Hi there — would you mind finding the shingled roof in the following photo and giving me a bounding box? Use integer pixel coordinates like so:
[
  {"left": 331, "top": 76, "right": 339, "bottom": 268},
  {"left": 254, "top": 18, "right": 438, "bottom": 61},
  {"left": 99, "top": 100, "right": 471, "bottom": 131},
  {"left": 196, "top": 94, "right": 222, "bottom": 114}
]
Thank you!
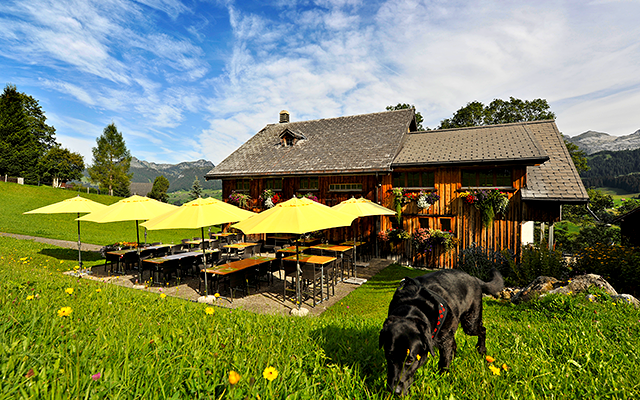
[
  {"left": 393, "top": 123, "right": 550, "bottom": 166},
  {"left": 205, "top": 109, "right": 415, "bottom": 178},
  {"left": 393, "top": 120, "right": 588, "bottom": 203},
  {"left": 520, "top": 120, "right": 589, "bottom": 203}
]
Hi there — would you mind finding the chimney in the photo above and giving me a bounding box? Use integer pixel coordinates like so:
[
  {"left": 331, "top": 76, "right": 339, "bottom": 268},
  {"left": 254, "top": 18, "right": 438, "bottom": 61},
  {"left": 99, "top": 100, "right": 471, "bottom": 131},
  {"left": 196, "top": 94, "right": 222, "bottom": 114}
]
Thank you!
[{"left": 279, "top": 110, "right": 290, "bottom": 123}]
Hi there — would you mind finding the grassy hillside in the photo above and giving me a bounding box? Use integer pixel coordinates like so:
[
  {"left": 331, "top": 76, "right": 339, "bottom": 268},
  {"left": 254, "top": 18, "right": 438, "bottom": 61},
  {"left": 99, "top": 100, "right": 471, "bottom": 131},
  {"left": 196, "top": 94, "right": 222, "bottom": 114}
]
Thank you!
[{"left": 0, "top": 182, "right": 216, "bottom": 246}]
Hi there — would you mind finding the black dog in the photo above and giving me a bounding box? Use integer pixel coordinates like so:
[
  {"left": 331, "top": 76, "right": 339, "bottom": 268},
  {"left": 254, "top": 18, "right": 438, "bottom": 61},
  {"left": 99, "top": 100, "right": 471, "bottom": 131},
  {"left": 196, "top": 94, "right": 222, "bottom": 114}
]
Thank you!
[{"left": 379, "top": 269, "right": 503, "bottom": 396}]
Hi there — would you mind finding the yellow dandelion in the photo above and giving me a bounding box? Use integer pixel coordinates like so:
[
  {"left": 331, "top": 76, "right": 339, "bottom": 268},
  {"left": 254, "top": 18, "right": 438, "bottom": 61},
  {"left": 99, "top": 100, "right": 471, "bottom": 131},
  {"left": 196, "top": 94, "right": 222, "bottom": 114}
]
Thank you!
[
  {"left": 20, "top": 257, "right": 28, "bottom": 261},
  {"left": 160, "top": 293, "right": 167, "bottom": 299},
  {"left": 214, "top": 292, "right": 220, "bottom": 298},
  {"left": 263, "top": 366, "right": 278, "bottom": 381},
  {"left": 501, "top": 363, "right": 508, "bottom": 371},
  {"left": 229, "top": 370, "right": 241, "bottom": 385},
  {"left": 57, "top": 307, "right": 72, "bottom": 317},
  {"left": 485, "top": 355, "right": 495, "bottom": 363},
  {"left": 60, "top": 260, "right": 64, "bottom": 264},
  {"left": 26, "top": 295, "right": 34, "bottom": 300},
  {"left": 416, "top": 354, "right": 421, "bottom": 361},
  {"left": 96, "top": 289, "right": 102, "bottom": 293},
  {"left": 205, "top": 307, "right": 214, "bottom": 315},
  {"left": 65, "top": 288, "right": 74, "bottom": 295},
  {"left": 489, "top": 365, "right": 501, "bottom": 375}
]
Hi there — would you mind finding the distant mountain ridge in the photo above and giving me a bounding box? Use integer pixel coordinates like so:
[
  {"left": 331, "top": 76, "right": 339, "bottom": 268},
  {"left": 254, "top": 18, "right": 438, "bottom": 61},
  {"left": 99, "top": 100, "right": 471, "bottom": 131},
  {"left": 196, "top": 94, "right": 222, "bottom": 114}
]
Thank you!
[
  {"left": 566, "top": 129, "right": 640, "bottom": 154},
  {"left": 129, "top": 157, "right": 220, "bottom": 192}
]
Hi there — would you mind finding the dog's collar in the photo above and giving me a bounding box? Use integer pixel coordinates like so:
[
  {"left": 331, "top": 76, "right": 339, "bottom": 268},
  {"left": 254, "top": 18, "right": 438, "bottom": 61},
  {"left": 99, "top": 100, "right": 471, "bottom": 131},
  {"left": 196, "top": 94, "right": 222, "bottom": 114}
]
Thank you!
[{"left": 425, "top": 289, "right": 449, "bottom": 339}]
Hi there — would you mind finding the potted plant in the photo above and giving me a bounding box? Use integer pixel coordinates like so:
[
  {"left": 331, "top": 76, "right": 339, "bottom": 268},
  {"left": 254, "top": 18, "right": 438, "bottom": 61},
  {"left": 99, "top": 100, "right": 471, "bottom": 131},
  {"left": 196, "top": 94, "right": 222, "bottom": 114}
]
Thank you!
[
  {"left": 228, "top": 191, "right": 251, "bottom": 209},
  {"left": 459, "top": 189, "right": 509, "bottom": 227}
]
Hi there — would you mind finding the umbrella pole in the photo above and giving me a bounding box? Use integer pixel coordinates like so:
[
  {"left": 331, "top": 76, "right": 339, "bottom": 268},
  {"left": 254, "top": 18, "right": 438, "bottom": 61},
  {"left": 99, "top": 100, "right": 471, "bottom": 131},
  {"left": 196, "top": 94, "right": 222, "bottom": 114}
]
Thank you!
[
  {"left": 77, "top": 213, "right": 83, "bottom": 273},
  {"left": 296, "top": 241, "right": 301, "bottom": 310},
  {"left": 353, "top": 223, "right": 357, "bottom": 280},
  {"left": 136, "top": 220, "right": 142, "bottom": 284},
  {"left": 202, "top": 227, "right": 208, "bottom": 297}
]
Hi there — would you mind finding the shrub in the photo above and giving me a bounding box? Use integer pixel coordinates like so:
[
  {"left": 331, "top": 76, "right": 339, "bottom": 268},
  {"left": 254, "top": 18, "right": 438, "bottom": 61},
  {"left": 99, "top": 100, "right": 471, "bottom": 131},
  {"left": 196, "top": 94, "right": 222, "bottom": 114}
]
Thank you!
[
  {"left": 573, "top": 243, "right": 640, "bottom": 296},
  {"left": 515, "top": 244, "right": 570, "bottom": 287},
  {"left": 457, "top": 243, "right": 515, "bottom": 283}
]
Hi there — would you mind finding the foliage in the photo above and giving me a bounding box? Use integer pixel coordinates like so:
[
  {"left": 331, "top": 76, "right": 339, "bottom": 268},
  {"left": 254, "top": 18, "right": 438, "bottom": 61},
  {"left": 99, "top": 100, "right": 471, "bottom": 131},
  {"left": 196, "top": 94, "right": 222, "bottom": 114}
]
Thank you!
[
  {"left": 517, "top": 244, "right": 570, "bottom": 286},
  {"left": 403, "top": 190, "right": 440, "bottom": 210},
  {"left": 457, "top": 243, "right": 516, "bottom": 283},
  {"left": 377, "top": 227, "right": 410, "bottom": 243},
  {"left": 459, "top": 189, "right": 509, "bottom": 227},
  {"left": 37, "top": 145, "right": 85, "bottom": 187},
  {"left": 148, "top": 175, "right": 170, "bottom": 203},
  {"left": 295, "top": 192, "right": 319, "bottom": 202},
  {"left": 260, "top": 189, "right": 282, "bottom": 208},
  {"left": 386, "top": 103, "right": 426, "bottom": 131},
  {"left": 564, "top": 139, "right": 590, "bottom": 174},
  {"left": 189, "top": 176, "right": 203, "bottom": 200},
  {"left": 616, "top": 197, "right": 640, "bottom": 215},
  {"left": 0, "top": 84, "right": 57, "bottom": 184},
  {"left": 87, "top": 123, "right": 132, "bottom": 196},
  {"left": 411, "top": 228, "right": 457, "bottom": 253},
  {"left": 438, "top": 97, "right": 555, "bottom": 129},
  {"left": 228, "top": 190, "right": 251, "bottom": 209},
  {"left": 574, "top": 243, "right": 640, "bottom": 296},
  {"left": 389, "top": 187, "right": 409, "bottom": 224},
  {"left": 563, "top": 188, "right": 615, "bottom": 224}
]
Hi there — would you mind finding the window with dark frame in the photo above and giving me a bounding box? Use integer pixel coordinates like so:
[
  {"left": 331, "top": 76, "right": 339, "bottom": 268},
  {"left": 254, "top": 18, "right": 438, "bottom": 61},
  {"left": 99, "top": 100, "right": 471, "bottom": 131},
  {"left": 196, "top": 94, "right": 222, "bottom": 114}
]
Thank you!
[
  {"left": 236, "top": 180, "right": 250, "bottom": 193},
  {"left": 265, "top": 178, "right": 283, "bottom": 191},
  {"left": 419, "top": 218, "right": 430, "bottom": 229},
  {"left": 329, "top": 183, "right": 362, "bottom": 192},
  {"left": 300, "top": 177, "right": 319, "bottom": 190},
  {"left": 440, "top": 218, "right": 452, "bottom": 232},
  {"left": 392, "top": 171, "right": 435, "bottom": 188},
  {"left": 461, "top": 168, "right": 513, "bottom": 188}
]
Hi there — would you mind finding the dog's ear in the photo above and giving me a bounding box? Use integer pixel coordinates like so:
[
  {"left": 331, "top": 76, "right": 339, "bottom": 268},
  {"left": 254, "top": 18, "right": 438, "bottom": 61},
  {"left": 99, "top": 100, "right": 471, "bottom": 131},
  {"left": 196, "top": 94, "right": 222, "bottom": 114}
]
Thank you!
[
  {"left": 379, "top": 317, "right": 393, "bottom": 349},
  {"left": 399, "top": 277, "right": 420, "bottom": 294},
  {"left": 411, "top": 317, "right": 436, "bottom": 357}
]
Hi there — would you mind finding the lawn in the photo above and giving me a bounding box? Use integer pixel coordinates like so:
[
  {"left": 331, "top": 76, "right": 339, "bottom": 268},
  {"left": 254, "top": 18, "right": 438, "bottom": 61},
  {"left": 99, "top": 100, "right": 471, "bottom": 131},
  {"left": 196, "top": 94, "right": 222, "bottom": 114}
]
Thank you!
[{"left": 2, "top": 182, "right": 640, "bottom": 398}]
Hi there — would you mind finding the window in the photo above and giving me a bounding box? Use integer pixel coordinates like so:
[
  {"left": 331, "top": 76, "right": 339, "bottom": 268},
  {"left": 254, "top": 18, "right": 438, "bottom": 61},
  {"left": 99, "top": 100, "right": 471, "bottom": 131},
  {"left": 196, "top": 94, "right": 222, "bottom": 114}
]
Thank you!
[
  {"left": 440, "top": 218, "right": 452, "bottom": 232},
  {"left": 392, "top": 171, "right": 435, "bottom": 188},
  {"left": 300, "top": 177, "right": 319, "bottom": 190},
  {"left": 236, "top": 180, "right": 250, "bottom": 193},
  {"left": 419, "top": 218, "right": 430, "bottom": 229},
  {"left": 265, "top": 178, "right": 283, "bottom": 191},
  {"left": 462, "top": 169, "right": 512, "bottom": 188},
  {"left": 329, "top": 183, "right": 362, "bottom": 192}
]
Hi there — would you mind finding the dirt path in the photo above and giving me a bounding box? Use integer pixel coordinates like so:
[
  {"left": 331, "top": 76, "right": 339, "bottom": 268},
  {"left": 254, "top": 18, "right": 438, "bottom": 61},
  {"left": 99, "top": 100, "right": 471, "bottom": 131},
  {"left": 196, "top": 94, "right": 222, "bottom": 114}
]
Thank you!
[{"left": 2, "top": 232, "right": 392, "bottom": 317}]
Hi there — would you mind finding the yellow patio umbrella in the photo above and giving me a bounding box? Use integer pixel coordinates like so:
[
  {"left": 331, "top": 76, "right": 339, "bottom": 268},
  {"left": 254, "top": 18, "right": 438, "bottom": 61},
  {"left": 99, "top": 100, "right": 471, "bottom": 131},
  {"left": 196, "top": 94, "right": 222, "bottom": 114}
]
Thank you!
[
  {"left": 332, "top": 197, "right": 396, "bottom": 283},
  {"left": 23, "top": 195, "right": 108, "bottom": 273},
  {"left": 232, "top": 197, "right": 357, "bottom": 307},
  {"left": 141, "top": 197, "right": 256, "bottom": 296}
]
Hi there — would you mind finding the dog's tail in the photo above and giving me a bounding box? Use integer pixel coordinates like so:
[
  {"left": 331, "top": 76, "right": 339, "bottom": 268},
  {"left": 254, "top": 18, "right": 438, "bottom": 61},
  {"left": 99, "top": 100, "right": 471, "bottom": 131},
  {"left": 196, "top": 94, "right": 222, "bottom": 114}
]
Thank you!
[{"left": 480, "top": 269, "right": 504, "bottom": 296}]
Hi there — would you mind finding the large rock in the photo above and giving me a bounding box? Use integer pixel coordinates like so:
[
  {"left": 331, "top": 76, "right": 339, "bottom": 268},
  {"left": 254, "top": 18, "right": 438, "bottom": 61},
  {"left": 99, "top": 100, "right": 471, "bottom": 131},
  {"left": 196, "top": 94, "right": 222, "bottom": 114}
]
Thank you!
[
  {"left": 511, "top": 276, "right": 562, "bottom": 304},
  {"left": 548, "top": 274, "right": 618, "bottom": 296}
]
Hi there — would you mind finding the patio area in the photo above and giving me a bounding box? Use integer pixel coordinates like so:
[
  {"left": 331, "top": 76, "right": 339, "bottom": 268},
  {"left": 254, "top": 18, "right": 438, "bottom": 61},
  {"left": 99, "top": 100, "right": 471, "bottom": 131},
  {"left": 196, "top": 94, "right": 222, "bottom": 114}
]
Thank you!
[{"left": 71, "top": 256, "right": 393, "bottom": 317}]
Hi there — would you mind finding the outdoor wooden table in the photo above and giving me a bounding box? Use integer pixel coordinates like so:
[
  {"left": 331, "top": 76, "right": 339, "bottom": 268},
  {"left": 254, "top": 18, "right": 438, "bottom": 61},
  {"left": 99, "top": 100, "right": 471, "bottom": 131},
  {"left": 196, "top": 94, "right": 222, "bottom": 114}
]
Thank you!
[
  {"left": 105, "top": 244, "right": 170, "bottom": 275},
  {"left": 267, "top": 234, "right": 297, "bottom": 247},
  {"left": 282, "top": 254, "right": 337, "bottom": 306},
  {"left": 307, "top": 244, "right": 354, "bottom": 280},
  {"left": 184, "top": 238, "right": 218, "bottom": 249},
  {"left": 295, "top": 237, "right": 321, "bottom": 246},
  {"left": 143, "top": 249, "right": 218, "bottom": 284},
  {"left": 203, "top": 256, "right": 273, "bottom": 296}
]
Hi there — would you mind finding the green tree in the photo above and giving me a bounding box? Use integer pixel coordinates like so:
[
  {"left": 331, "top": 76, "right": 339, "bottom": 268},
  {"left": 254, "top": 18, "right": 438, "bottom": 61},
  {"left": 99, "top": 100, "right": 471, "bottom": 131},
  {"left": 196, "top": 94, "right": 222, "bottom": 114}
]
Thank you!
[
  {"left": 438, "top": 97, "right": 555, "bottom": 129},
  {"left": 386, "top": 103, "right": 426, "bottom": 131},
  {"left": 148, "top": 175, "right": 170, "bottom": 203},
  {"left": 87, "top": 123, "right": 132, "bottom": 196},
  {"left": 563, "top": 188, "right": 614, "bottom": 224},
  {"left": 0, "top": 84, "right": 56, "bottom": 183},
  {"left": 37, "top": 145, "right": 85, "bottom": 187},
  {"left": 190, "top": 177, "right": 203, "bottom": 200},
  {"left": 564, "top": 139, "right": 589, "bottom": 174}
]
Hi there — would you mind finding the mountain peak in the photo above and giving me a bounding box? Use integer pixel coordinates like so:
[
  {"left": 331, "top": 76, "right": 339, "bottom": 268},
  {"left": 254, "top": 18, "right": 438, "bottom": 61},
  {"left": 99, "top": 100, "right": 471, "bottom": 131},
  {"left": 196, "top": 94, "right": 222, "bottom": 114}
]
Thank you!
[{"left": 566, "top": 129, "right": 640, "bottom": 154}]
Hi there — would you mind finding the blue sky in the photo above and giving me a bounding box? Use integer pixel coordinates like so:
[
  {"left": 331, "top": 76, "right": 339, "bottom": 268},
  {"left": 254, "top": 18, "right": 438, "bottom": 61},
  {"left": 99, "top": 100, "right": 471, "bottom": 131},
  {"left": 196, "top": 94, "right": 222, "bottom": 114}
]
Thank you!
[{"left": 1, "top": 0, "right": 639, "bottom": 166}]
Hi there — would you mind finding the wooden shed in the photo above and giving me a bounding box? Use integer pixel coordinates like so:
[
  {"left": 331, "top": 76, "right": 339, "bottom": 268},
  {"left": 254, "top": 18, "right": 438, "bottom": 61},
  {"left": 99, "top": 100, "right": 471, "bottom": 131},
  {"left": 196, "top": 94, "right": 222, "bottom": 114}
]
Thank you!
[{"left": 205, "top": 109, "right": 588, "bottom": 268}]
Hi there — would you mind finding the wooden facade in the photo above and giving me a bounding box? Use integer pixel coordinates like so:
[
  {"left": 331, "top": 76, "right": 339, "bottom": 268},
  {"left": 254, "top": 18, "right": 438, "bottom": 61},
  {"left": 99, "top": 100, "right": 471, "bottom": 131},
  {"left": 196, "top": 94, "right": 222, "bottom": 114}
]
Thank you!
[{"left": 220, "top": 164, "right": 562, "bottom": 268}]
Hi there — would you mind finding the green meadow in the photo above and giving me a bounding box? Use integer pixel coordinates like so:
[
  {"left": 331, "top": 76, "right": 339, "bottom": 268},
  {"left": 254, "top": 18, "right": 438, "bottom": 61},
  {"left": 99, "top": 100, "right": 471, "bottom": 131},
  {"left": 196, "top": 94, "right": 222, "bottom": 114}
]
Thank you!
[{"left": 1, "top": 182, "right": 640, "bottom": 399}]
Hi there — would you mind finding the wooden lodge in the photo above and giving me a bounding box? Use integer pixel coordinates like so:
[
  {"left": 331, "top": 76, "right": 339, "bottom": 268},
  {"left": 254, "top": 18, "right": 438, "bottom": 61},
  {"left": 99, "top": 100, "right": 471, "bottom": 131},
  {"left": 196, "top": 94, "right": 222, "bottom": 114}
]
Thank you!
[{"left": 205, "top": 109, "right": 588, "bottom": 268}]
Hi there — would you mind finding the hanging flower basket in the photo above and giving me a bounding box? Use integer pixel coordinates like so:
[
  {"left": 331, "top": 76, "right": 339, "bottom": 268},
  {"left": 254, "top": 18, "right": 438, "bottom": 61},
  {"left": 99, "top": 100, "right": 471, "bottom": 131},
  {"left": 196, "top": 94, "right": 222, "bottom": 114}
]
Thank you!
[
  {"left": 260, "top": 189, "right": 282, "bottom": 208},
  {"left": 459, "top": 189, "right": 509, "bottom": 227},
  {"left": 228, "top": 191, "right": 251, "bottom": 209}
]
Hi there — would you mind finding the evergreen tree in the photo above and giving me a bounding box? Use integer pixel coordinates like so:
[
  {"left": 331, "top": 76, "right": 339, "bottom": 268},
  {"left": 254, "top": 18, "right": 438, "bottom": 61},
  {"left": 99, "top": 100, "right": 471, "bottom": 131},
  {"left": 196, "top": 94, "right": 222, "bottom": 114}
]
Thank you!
[
  {"left": 190, "top": 176, "right": 203, "bottom": 200},
  {"left": 148, "top": 175, "right": 170, "bottom": 202},
  {"left": 87, "top": 123, "right": 132, "bottom": 196},
  {"left": 0, "top": 84, "right": 52, "bottom": 183}
]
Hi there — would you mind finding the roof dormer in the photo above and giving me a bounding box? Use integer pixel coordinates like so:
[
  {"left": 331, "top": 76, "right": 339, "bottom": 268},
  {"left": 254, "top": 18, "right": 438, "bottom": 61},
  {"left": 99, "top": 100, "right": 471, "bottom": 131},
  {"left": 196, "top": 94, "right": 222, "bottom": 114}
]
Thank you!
[{"left": 279, "top": 128, "right": 306, "bottom": 147}]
